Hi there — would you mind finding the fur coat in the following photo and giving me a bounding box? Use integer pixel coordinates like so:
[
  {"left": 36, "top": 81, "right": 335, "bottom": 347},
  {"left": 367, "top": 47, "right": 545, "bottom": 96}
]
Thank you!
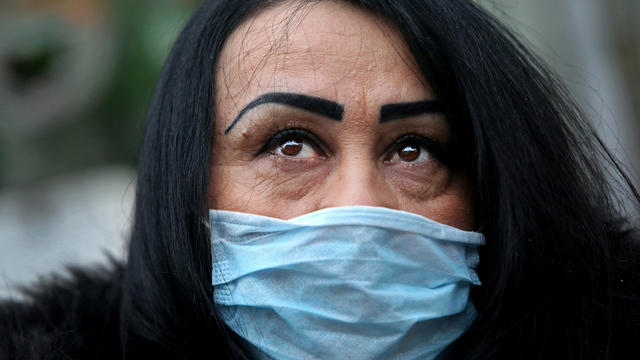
[{"left": 0, "top": 264, "right": 124, "bottom": 360}]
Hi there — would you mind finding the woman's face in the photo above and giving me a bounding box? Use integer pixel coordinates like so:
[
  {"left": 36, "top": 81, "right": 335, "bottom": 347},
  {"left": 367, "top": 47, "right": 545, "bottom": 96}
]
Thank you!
[{"left": 210, "top": 1, "right": 474, "bottom": 230}]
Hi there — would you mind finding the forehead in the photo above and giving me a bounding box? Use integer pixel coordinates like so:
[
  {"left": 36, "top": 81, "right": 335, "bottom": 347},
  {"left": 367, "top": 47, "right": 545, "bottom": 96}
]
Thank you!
[{"left": 216, "top": 1, "right": 433, "bottom": 116}]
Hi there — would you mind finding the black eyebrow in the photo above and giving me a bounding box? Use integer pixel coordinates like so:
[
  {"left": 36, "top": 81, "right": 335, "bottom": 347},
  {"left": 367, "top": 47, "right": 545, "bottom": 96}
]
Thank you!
[
  {"left": 224, "top": 92, "right": 344, "bottom": 134},
  {"left": 379, "top": 100, "right": 444, "bottom": 123}
]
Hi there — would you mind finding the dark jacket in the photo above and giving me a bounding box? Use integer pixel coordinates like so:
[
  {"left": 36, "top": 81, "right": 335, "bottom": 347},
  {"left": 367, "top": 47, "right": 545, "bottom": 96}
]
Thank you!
[
  {"left": 0, "top": 264, "right": 123, "bottom": 360},
  {"left": 0, "top": 263, "right": 242, "bottom": 360}
]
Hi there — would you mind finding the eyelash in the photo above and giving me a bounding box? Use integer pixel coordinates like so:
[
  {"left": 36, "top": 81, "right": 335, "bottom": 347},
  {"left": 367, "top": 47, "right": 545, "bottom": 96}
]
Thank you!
[
  {"left": 383, "top": 134, "right": 446, "bottom": 163},
  {"left": 258, "top": 126, "right": 447, "bottom": 163},
  {"left": 256, "top": 126, "right": 327, "bottom": 157}
]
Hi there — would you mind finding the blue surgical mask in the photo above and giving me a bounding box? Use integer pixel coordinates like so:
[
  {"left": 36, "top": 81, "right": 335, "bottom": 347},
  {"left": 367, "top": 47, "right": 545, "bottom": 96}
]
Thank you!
[{"left": 210, "top": 206, "right": 484, "bottom": 360}]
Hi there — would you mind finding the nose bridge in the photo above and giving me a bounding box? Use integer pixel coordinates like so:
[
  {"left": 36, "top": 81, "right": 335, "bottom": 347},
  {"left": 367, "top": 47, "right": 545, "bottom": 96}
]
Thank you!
[{"left": 320, "top": 155, "right": 395, "bottom": 209}]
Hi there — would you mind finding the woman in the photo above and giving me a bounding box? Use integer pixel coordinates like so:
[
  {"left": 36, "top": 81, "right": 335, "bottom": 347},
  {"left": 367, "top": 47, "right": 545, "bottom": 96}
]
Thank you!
[{"left": 2, "top": 0, "right": 638, "bottom": 359}]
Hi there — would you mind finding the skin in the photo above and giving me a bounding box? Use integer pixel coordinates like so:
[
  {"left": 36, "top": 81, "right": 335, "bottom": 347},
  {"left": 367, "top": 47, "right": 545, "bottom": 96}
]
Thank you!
[{"left": 209, "top": 0, "right": 475, "bottom": 230}]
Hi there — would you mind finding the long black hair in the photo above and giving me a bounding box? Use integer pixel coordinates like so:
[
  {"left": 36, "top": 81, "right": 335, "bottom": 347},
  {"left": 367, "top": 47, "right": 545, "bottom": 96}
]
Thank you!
[{"left": 122, "top": 0, "right": 640, "bottom": 358}]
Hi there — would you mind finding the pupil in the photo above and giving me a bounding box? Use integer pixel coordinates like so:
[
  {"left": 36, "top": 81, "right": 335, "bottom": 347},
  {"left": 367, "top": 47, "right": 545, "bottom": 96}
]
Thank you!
[
  {"left": 281, "top": 140, "right": 303, "bottom": 156},
  {"left": 399, "top": 145, "right": 420, "bottom": 162}
]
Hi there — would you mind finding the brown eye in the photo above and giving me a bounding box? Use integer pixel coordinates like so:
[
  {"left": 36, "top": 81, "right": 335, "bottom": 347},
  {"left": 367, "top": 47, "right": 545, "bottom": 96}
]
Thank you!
[
  {"left": 280, "top": 140, "right": 303, "bottom": 156},
  {"left": 273, "top": 138, "right": 318, "bottom": 158},
  {"left": 398, "top": 144, "right": 420, "bottom": 162},
  {"left": 261, "top": 129, "right": 326, "bottom": 159},
  {"left": 385, "top": 138, "right": 431, "bottom": 164}
]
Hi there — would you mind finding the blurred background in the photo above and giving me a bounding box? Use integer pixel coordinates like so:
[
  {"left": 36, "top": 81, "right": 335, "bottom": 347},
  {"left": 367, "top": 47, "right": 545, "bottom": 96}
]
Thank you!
[{"left": 0, "top": 0, "right": 638, "bottom": 298}]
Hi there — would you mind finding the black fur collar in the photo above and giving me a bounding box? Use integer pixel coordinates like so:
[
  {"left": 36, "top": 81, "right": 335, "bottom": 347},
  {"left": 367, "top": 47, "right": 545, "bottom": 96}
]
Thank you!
[{"left": 0, "top": 263, "right": 122, "bottom": 360}]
